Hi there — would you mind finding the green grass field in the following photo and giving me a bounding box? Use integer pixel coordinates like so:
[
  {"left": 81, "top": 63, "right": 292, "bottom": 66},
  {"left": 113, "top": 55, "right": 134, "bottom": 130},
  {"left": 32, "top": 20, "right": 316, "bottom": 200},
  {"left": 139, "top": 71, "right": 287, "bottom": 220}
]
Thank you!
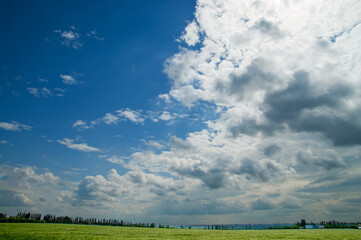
[{"left": 1, "top": 223, "right": 361, "bottom": 239}]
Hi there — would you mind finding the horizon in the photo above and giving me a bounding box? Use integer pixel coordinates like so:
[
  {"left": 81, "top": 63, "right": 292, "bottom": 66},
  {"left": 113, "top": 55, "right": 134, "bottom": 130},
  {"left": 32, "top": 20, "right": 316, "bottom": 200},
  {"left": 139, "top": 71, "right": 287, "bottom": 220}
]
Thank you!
[{"left": 1, "top": 0, "right": 361, "bottom": 224}]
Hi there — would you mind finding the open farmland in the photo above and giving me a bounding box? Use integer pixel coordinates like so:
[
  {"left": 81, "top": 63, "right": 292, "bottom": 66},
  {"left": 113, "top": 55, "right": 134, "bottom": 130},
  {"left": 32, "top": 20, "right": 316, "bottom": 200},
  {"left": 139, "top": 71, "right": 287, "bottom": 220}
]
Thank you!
[{"left": 1, "top": 223, "right": 361, "bottom": 239}]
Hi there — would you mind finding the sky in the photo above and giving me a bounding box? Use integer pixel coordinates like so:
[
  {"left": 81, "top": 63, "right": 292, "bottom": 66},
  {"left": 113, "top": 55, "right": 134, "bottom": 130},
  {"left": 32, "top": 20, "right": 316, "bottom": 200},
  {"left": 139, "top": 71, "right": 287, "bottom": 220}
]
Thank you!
[{"left": 0, "top": 0, "right": 361, "bottom": 225}]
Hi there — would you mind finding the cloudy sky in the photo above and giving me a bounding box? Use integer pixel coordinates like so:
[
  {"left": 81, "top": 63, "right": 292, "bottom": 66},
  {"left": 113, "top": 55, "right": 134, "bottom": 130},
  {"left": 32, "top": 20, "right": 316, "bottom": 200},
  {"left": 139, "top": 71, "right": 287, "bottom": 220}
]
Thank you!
[{"left": 1, "top": 0, "right": 361, "bottom": 224}]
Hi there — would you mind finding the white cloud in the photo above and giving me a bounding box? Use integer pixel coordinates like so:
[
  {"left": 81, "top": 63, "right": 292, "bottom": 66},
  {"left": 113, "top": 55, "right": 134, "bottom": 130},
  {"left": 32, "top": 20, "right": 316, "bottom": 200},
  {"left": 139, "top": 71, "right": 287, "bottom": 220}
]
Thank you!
[
  {"left": 41, "top": 87, "right": 52, "bottom": 97},
  {"left": 107, "top": 156, "right": 125, "bottom": 165},
  {"left": 4, "top": 1, "right": 357, "bottom": 223},
  {"left": 180, "top": 20, "right": 200, "bottom": 46},
  {"left": 27, "top": 88, "right": 39, "bottom": 97},
  {"left": 72, "top": 120, "right": 87, "bottom": 128},
  {"left": 86, "top": 29, "right": 104, "bottom": 41},
  {"left": 158, "top": 111, "right": 175, "bottom": 121},
  {"left": 60, "top": 74, "right": 78, "bottom": 85},
  {"left": 103, "top": 113, "right": 119, "bottom": 125},
  {"left": 158, "top": 93, "right": 171, "bottom": 103},
  {"left": 55, "top": 27, "right": 82, "bottom": 49},
  {"left": 38, "top": 77, "right": 48, "bottom": 83},
  {"left": 57, "top": 138, "right": 100, "bottom": 152},
  {"left": 117, "top": 108, "right": 145, "bottom": 124},
  {"left": 146, "top": 140, "right": 165, "bottom": 150},
  {"left": 0, "top": 121, "right": 32, "bottom": 131},
  {"left": 81, "top": 0, "right": 361, "bottom": 222}
]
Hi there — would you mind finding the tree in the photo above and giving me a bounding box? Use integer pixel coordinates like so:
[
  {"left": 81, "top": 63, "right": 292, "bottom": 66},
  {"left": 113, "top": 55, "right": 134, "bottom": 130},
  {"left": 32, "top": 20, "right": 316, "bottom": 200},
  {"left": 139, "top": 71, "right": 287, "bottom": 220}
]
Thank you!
[{"left": 300, "top": 219, "right": 306, "bottom": 227}]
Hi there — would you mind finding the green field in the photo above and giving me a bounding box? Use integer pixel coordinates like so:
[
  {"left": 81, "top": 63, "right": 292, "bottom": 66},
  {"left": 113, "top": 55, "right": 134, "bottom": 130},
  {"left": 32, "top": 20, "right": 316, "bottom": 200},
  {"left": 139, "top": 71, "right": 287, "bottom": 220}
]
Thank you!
[{"left": 1, "top": 223, "right": 361, "bottom": 239}]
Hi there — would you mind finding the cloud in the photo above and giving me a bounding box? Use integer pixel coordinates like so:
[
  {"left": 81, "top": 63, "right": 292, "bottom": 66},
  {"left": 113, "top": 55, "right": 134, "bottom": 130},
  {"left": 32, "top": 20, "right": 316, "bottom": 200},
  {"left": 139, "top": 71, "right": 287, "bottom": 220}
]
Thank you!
[
  {"left": 103, "top": 113, "right": 119, "bottom": 125},
  {"left": 146, "top": 140, "right": 165, "bottom": 150},
  {"left": 117, "top": 108, "right": 145, "bottom": 124},
  {"left": 107, "top": 156, "right": 124, "bottom": 165},
  {"left": 41, "top": 88, "right": 52, "bottom": 97},
  {"left": 179, "top": 20, "right": 200, "bottom": 46},
  {"left": 57, "top": 138, "right": 100, "bottom": 152},
  {"left": 251, "top": 198, "right": 274, "bottom": 211},
  {"left": 55, "top": 26, "right": 82, "bottom": 49},
  {"left": 72, "top": 169, "right": 183, "bottom": 207},
  {"left": 86, "top": 29, "right": 104, "bottom": 41},
  {"left": 90, "top": 0, "right": 360, "bottom": 222},
  {"left": 296, "top": 150, "right": 346, "bottom": 171},
  {"left": 39, "top": 197, "right": 47, "bottom": 202},
  {"left": 0, "top": 190, "right": 32, "bottom": 207},
  {"left": 27, "top": 87, "right": 62, "bottom": 98},
  {"left": 5, "top": 0, "right": 358, "bottom": 223},
  {"left": 60, "top": 74, "right": 78, "bottom": 85},
  {"left": 72, "top": 120, "right": 87, "bottom": 128},
  {"left": 27, "top": 87, "right": 39, "bottom": 97},
  {"left": 158, "top": 111, "right": 175, "bottom": 121},
  {"left": 0, "top": 121, "right": 32, "bottom": 131}
]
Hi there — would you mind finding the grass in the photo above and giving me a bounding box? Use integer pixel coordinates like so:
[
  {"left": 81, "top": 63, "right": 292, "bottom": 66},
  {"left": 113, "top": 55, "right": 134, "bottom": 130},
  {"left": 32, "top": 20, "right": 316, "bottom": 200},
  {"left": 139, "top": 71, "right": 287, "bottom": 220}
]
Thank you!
[{"left": 1, "top": 223, "right": 361, "bottom": 239}]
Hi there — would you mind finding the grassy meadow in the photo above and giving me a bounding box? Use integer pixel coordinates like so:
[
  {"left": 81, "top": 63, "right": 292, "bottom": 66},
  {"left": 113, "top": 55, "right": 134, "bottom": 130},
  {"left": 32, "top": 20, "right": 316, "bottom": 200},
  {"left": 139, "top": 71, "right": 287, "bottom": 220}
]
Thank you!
[{"left": 1, "top": 223, "right": 361, "bottom": 239}]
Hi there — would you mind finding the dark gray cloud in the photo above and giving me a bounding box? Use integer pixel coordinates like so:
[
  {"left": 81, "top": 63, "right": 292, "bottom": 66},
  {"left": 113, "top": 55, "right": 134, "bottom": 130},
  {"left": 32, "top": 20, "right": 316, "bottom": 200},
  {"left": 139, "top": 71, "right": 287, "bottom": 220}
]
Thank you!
[
  {"left": 263, "top": 71, "right": 360, "bottom": 146},
  {"left": 291, "top": 113, "right": 361, "bottom": 146},
  {"left": 280, "top": 200, "right": 301, "bottom": 209},
  {"left": 343, "top": 197, "right": 361, "bottom": 204},
  {"left": 0, "top": 190, "right": 32, "bottom": 207},
  {"left": 267, "top": 192, "right": 281, "bottom": 198},
  {"left": 227, "top": 68, "right": 360, "bottom": 146},
  {"left": 296, "top": 151, "right": 346, "bottom": 170},
  {"left": 263, "top": 144, "right": 281, "bottom": 157},
  {"left": 299, "top": 175, "right": 361, "bottom": 194},
  {"left": 171, "top": 165, "right": 226, "bottom": 189},
  {"left": 252, "top": 18, "right": 283, "bottom": 38},
  {"left": 228, "top": 119, "right": 277, "bottom": 138},
  {"left": 169, "top": 136, "right": 193, "bottom": 150},
  {"left": 227, "top": 58, "right": 276, "bottom": 99},
  {"left": 232, "top": 159, "right": 285, "bottom": 182},
  {"left": 251, "top": 198, "right": 273, "bottom": 210}
]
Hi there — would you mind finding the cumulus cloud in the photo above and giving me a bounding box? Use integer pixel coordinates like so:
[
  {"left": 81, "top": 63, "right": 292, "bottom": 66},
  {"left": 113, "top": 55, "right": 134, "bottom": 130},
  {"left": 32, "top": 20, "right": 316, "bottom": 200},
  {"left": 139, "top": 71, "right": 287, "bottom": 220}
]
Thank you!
[
  {"left": 93, "top": 0, "right": 361, "bottom": 222},
  {"left": 57, "top": 138, "right": 100, "bottom": 152},
  {"left": 7, "top": 0, "right": 359, "bottom": 223},
  {"left": 179, "top": 20, "right": 200, "bottom": 46},
  {"left": 0, "top": 121, "right": 32, "bottom": 131},
  {"left": 0, "top": 190, "right": 32, "bottom": 207},
  {"left": 0, "top": 165, "right": 68, "bottom": 213},
  {"left": 12, "top": 166, "right": 63, "bottom": 186}
]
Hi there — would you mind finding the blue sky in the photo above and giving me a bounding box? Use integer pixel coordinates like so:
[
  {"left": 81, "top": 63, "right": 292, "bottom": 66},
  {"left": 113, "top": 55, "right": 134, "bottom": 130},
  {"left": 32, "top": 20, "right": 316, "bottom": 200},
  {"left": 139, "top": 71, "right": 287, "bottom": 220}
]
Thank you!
[
  {"left": 1, "top": 0, "right": 361, "bottom": 224},
  {"left": 1, "top": 0, "right": 198, "bottom": 177}
]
